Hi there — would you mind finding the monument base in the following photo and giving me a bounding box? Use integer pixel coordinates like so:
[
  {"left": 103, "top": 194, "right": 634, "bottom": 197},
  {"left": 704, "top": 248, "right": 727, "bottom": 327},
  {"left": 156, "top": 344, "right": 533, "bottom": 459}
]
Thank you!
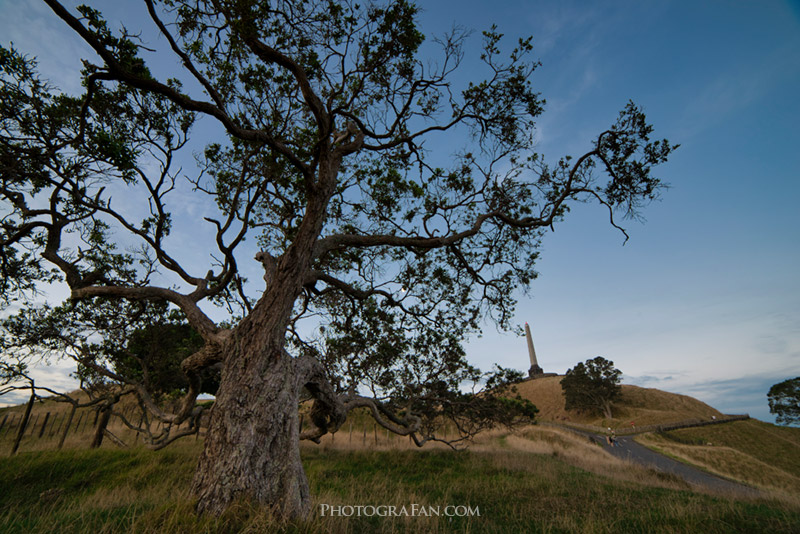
[{"left": 528, "top": 365, "right": 557, "bottom": 379}]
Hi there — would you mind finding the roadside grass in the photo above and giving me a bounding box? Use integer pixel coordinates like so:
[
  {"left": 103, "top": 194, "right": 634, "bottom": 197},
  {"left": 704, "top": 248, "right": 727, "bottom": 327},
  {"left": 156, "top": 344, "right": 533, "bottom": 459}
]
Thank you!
[
  {"left": 2, "top": 435, "right": 800, "bottom": 533},
  {"left": 636, "top": 420, "right": 800, "bottom": 495}
]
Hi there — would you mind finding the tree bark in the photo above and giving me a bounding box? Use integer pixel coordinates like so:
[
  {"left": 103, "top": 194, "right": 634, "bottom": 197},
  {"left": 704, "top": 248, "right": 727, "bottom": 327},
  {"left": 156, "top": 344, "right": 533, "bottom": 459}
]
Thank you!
[
  {"left": 188, "top": 250, "right": 324, "bottom": 518},
  {"left": 189, "top": 258, "right": 347, "bottom": 518},
  {"left": 190, "top": 333, "right": 308, "bottom": 518},
  {"left": 190, "top": 159, "right": 339, "bottom": 519}
]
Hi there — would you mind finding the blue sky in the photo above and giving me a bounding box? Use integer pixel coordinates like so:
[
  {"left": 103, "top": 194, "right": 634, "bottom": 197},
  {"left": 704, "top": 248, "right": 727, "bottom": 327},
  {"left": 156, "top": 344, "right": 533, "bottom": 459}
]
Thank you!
[
  {"left": 433, "top": 0, "right": 800, "bottom": 423},
  {"left": 1, "top": 1, "right": 799, "bottom": 423}
]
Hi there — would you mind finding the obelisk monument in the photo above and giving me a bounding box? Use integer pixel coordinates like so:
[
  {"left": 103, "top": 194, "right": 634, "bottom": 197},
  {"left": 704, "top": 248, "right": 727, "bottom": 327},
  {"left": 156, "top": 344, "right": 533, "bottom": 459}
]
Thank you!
[{"left": 525, "top": 322, "right": 544, "bottom": 378}]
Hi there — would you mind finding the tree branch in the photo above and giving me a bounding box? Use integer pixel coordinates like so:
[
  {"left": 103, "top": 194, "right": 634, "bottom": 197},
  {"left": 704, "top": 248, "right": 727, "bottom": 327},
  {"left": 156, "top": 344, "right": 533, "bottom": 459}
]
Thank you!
[{"left": 42, "top": 0, "right": 311, "bottom": 177}]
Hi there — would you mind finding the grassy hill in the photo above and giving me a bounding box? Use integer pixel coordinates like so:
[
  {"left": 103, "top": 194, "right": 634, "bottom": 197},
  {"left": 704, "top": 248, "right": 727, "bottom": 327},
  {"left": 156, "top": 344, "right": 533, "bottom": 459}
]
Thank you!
[
  {"left": 512, "top": 376, "right": 800, "bottom": 498},
  {"left": 512, "top": 376, "right": 725, "bottom": 429},
  {"left": 637, "top": 419, "right": 800, "bottom": 495}
]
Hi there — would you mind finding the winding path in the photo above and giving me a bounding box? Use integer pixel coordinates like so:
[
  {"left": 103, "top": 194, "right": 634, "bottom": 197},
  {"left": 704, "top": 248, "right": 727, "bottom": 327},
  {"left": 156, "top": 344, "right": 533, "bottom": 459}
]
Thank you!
[
  {"left": 587, "top": 433, "right": 760, "bottom": 496},
  {"left": 542, "top": 421, "right": 762, "bottom": 497}
]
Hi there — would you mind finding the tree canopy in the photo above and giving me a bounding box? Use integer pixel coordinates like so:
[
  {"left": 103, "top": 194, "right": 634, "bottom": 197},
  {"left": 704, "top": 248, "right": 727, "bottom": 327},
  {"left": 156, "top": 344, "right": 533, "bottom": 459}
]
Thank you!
[
  {"left": 767, "top": 377, "right": 800, "bottom": 426},
  {"left": 561, "top": 356, "right": 623, "bottom": 419},
  {"left": 1, "top": 0, "right": 675, "bottom": 518}
]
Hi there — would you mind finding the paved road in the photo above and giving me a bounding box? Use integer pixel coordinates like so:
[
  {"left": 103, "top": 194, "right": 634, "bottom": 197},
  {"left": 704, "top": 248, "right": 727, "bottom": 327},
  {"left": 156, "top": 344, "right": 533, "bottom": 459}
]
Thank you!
[{"left": 581, "top": 431, "right": 760, "bottom": 496}]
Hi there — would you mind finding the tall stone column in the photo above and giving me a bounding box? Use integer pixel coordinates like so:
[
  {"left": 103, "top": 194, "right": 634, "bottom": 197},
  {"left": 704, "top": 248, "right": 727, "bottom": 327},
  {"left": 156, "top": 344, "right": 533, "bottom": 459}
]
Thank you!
[{"left": 525, "top": 322, "right": 543, "bottom": 378}]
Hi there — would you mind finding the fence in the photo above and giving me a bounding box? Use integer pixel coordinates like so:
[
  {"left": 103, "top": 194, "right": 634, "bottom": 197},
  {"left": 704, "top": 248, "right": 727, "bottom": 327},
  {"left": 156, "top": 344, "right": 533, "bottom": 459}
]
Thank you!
[
  {"left": 544, "top": 414, "right": 750, "bottom": 437},
  {"left": 0, "top": 402, "right": 204, "bottom": 455},
  {"left": 1, "top": 403, "right": 449, "bottom": 455}
]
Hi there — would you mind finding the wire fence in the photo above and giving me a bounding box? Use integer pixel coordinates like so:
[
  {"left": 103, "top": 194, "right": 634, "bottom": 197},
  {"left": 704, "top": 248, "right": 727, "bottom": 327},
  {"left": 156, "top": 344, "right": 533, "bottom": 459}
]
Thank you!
[
  {"left": 0, "top": 403, "right": 202, "bottom": 455},
  {"left": 544, "top": 414, "right": 751, "bottom": 437},
  {"left": 0, "top": 403, "right": 456, "bottom": 455}
]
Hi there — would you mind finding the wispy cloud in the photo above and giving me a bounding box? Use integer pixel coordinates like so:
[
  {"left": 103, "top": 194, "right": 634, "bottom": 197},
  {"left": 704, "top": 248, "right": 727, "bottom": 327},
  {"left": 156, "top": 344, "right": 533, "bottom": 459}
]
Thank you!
[
  {"left": 625, "top": 372, "right": 796, "bottom": 424},
  {"left": 0, "top": 0, "right": 95, "bottom": 94},
  {"left": 674, "top": 40, "right": 800, "bottom": 141}
]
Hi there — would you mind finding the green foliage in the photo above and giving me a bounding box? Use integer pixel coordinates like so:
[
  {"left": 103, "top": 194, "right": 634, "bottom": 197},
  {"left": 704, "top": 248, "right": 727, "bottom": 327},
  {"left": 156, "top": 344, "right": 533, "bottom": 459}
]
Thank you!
[
  {"left": 768, "top": 377, "right": 800, "bottom": 426},
  {"left": 111, "top": 319, "right": 216, "bottom": 398},
  {"left": 0, "top": 299, "right": 213, "bottom": 398},
  {"left": 561, "top": 356, "right": 622, "bottom": 418},
  {"left": 2, "top": 0, "right": 676, "bottom": 460},
  {"left": 301, "top": 293, "right": 537, "bottom": 441}
]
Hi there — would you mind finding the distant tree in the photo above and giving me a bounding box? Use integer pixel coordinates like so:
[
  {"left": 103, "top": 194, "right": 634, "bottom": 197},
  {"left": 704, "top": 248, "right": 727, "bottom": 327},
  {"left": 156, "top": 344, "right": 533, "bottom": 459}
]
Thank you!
[
  {"left": 561, "top": 357, "right": 622, "bottom": 419},
  {"left": 1, "top": 0, "right": 674, "bottom": 518},
  {"left": 0, "top": 300, "right": 217, "bottom": 447},
  {"left": 767, "top": 377, "right": 800, "bottom": 426},
  {"left": 113, "top": 318, "right": 218, "bottom": 400}
]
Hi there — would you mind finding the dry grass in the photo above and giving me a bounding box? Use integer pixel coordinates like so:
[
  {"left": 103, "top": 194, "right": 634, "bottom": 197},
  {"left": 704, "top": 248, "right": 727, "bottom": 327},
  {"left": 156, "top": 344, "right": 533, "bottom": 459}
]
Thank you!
[
  {"left": 0, "top": 391, "right": 201, "bottom": 455},
  {"left": 3, "top": 425, "right": 799, "bottom": 533},
  {"left": 3, "top": 385, "right": 800, "bottom": 532},
  {"left": 511, "top": 376, "right": 724, "bottom": 428},
  {"left": 0, "top": 378, "right": 731, "bottom": 455},
  {"left": 490, "top": 426, "right": 692, "bottom": 492},
  {"left": 636, "top": 420, "right": 800, "bottom": 497}
]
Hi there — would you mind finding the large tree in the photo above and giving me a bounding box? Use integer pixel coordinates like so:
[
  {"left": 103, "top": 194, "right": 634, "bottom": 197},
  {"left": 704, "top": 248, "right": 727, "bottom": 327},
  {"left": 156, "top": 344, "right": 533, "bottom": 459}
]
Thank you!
[
  {"left": 561, "top": 356, "right": 623, "bottom": 419},
  {"left": 767, "top": 377, "right": 800, "bottom": 426},
  {"left": 1, "top": 0, "right": 675, "bottom": 518}
]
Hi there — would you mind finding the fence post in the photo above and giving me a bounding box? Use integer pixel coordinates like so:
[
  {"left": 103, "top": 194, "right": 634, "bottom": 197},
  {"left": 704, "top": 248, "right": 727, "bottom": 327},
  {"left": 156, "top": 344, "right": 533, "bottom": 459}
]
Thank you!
[
  {"left": 0, "top": 414, "right": 14, "bottom": 437},
  {"left": 74, "top": 412, "right": 85, "bottom": 434},
  {"left": 135, "top": 413, "right": 144, "bottom": 444},
  {"left": 37, "top": 412, "right": 51, "bottom": 439},
  {"left": 81, "top": 411, "right": 91, "bottom": 433},
  {"left": 0, "top": 414, "right": 8, "bottom": 436},
  {"left": 58, "top": 404, "right": 77, "bottom": 449},
  {"left": 11, "top": 393, "right": 35, "bottom": 455},
  {"left": 50, "top": 413, "right": 62, "bottom": 437},
  {"left": 91, "top": 404, "right": 113, "bottom": 449},
  {"left": 27, "top": 414, "right": 39, "bottom": 437}
]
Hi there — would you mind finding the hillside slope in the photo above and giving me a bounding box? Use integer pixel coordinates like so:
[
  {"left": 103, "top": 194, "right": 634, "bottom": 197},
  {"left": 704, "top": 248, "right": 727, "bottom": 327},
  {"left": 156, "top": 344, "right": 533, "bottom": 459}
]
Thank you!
[
  {"left": 637, "top": 420, "right": 800, "bottom": 494},
  {"left": 511, "top": 376, "right": 725, "bottom": 428}
]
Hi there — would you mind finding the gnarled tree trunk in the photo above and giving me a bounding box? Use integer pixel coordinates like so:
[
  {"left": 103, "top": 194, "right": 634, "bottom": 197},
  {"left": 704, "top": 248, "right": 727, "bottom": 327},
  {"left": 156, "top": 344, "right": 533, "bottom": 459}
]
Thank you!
[
  {"left": 190, "top": 317, "right": 309, "bottom": 518},
  {"left": 190, "top": 165, "right": 342, "bottom": 518},
  {"left": 190, "top": 233, "right": 341, "bottom": 518}
]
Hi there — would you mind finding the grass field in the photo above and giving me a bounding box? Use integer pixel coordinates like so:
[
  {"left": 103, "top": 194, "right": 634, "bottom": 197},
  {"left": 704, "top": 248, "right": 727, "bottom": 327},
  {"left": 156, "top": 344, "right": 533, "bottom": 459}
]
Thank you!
[
  {"left": 2, "top": 385, "right": 799, "bottom": 532},
  {"left": 2, "top": 425, "right": 800, "bottom": 533},
  {"left": 636, "top": 420, "right": 800, "bottom": 496}
]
